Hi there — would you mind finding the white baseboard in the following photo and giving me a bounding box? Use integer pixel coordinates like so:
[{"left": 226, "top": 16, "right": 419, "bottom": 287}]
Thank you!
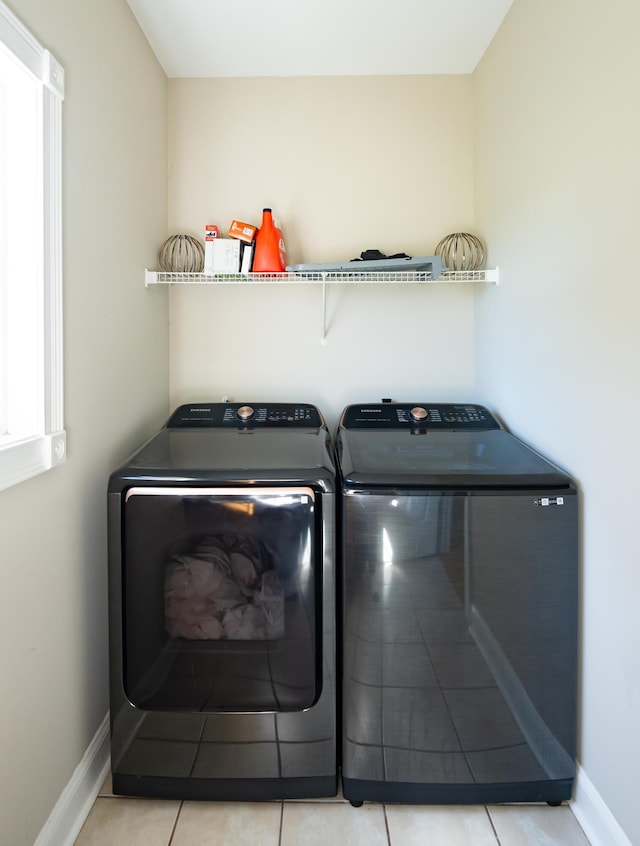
[
  {"left": 34, "top": 713, "right": 111, "bottom": 846},
  {"left": 572, "top": 764, "right": 633, "bottom": 846}
]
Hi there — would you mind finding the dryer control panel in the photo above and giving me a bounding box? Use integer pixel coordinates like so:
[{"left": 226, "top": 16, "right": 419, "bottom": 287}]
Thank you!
[
  {"left": 340, "top": 403, "right": 501, "bottom": 430},
  {"left": 166, "top": 402, "right": 324, "bottom": 428}
]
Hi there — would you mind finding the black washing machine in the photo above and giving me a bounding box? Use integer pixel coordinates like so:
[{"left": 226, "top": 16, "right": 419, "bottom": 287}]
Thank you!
[
  {"left": 108, "top": 402, "right": 337, "bottom": 800},
  {"left": 336, "top": 402, "right": 578, "bottom": 806}
]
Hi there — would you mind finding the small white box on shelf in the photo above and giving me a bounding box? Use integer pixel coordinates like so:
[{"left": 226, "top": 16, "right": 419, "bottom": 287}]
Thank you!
[
  {"left": 211, "top": 238, "right": 241, "bottom": 273},
  {"left": 240, "top": 243, "right": 254, "bottom": 274}
]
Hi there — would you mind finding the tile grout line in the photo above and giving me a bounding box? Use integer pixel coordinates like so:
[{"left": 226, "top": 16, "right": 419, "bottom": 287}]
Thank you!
[
  {"left": 278, "top": 800, "right": 284, "bottom": 846},
  {"left": 383, "top": 804, "right": 392, "bottom": 846},
  {"left": 167, "top": 799, "right": 184, "bottom": 846},
  {"left": 484, "top": 805, "right": 502, "bottom": 845}
]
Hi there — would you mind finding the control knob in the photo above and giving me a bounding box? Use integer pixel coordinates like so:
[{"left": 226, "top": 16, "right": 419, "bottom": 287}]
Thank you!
[
  {"left": 410, "top": 406, "right": 428, "bottom": 422},
  {"left": 237, "top": 405, "right": 255, "bottom": 420}
]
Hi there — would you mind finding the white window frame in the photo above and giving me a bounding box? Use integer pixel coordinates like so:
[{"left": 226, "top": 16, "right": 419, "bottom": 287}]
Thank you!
[{"left": 0, "top": 2, "right": 65, "bottom": 492}]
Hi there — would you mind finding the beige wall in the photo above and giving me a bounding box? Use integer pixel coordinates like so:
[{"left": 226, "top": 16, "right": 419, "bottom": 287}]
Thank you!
[
  {"left": 0, "top": 1, "right": 168, "bottom": 843},
  {"left": 474, "top": 0, "right": 640, "bottom": 843},
  {"left": 2, "top": 0, "right": 636, "bottom": 842},
  {"left": 167, "top": 76, "right": 479, "bottom": 425}
]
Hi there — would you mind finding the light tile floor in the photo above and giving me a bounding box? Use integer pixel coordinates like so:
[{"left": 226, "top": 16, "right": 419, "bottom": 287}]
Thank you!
[{"left": 74, "top": 774, "right": 593, "bottom": 846}]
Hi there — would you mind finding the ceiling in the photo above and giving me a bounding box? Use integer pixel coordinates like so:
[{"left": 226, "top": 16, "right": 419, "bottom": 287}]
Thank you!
[{"left": 125, "top": 0, "right": 514, "bottom": 78}]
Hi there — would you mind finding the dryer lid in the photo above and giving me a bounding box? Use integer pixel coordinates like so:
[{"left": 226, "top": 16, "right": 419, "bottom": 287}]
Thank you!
[{"left": 337, "top": 429, "right": 573, "bottom": 489}]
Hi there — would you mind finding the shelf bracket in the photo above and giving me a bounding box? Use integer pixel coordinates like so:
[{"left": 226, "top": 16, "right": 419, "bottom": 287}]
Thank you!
[{"left": 321, "top": 273, "right": 328, "bottom": 344}]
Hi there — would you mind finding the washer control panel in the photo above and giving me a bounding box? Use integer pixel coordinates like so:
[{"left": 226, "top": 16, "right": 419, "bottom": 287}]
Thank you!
[
  {"left": 340, "top": 403, "right": 500, "bottom": 430},
  {"left": 167, "top": 403, "right": 324, "bottom": 428}
]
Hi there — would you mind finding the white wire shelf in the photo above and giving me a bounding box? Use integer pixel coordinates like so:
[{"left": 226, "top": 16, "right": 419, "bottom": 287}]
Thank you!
[
  {"left": 145, "top": 268, "right": 499, "bottom": 286},
  {"left": 145, "top": 266, "right": 499, "bottom": 344}
]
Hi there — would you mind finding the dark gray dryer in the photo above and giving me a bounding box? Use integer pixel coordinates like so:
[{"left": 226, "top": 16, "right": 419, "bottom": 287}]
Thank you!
[
  {"left": 108, "top": 402, "right": 336, "bottom": 800},
  {"left": 336, "top": 402, "right": 578, "bottom": 806}
]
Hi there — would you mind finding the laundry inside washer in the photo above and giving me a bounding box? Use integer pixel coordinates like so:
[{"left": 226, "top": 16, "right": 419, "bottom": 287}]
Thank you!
[
  {"left": 336, "top": 402, "right": 578, "bottom": 806},
  {"left": 108, "top": 402, "right": 337, "bottom": 801}
]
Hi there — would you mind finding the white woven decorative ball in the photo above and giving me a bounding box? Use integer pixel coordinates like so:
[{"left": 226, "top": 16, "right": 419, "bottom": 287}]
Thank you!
[
  {"left": 158, "top": 234, "right": 204, "bottom": 272},
  {"left": 435, "top": 232, "right": 485, "bottom": 271}
]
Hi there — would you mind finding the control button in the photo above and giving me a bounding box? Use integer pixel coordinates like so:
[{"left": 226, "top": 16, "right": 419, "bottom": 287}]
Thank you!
[
  {"left": 237, "top": 405, "right": 254, "bottom": 420},
  {"left": 410, "top": 406, "right": 428, "bottom": 422}
]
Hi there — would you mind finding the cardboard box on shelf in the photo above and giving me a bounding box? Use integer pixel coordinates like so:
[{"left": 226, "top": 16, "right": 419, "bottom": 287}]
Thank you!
[
  {"left": 228, "top": 220, "right": 257, "bottom": 244},
  {"left": 204, "top": 224, "right": 220, "bottom": 273}
]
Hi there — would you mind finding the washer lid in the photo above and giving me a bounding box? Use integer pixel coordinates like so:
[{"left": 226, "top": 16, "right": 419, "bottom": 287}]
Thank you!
[
  {"left": 109, "top": 427, "right": 335, "bottom": 490},
  {"left": 337, "top": 429, "right": 573, "bottom": 488}
]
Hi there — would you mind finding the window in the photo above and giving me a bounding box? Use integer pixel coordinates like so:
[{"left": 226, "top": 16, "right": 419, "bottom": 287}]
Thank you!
[{"left": 0, "top": 1, "right": 65, "bottom": 492}]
